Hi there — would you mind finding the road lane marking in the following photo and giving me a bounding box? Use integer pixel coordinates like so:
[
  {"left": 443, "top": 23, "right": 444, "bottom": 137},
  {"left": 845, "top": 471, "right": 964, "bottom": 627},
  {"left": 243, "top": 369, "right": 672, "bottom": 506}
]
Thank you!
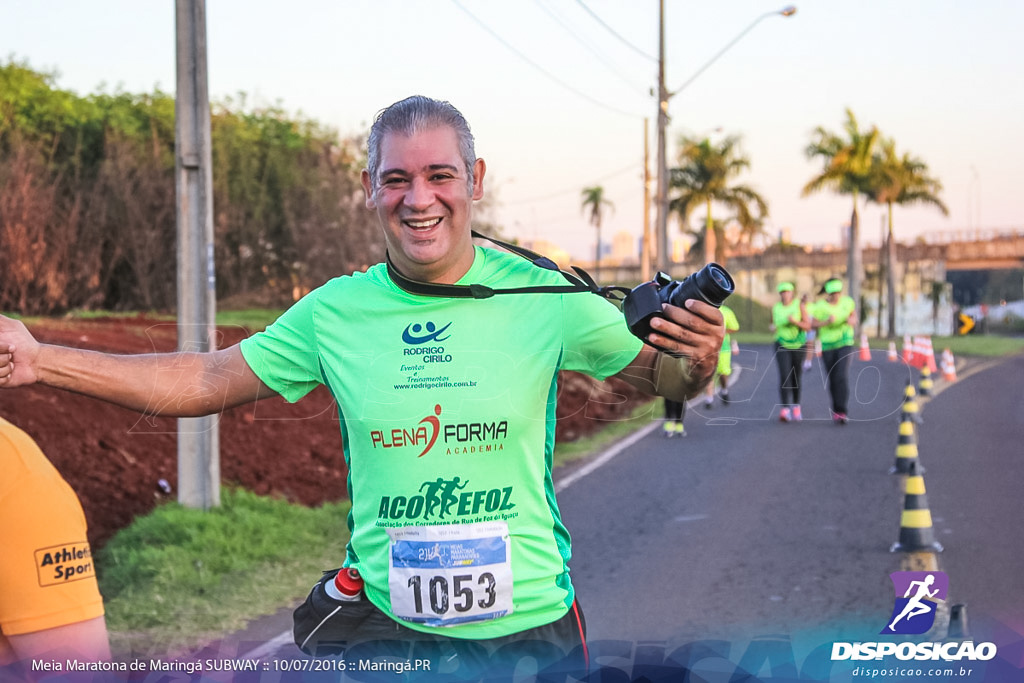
[{"left": 674, "top": 514, "right": 709, "bottom": 522}]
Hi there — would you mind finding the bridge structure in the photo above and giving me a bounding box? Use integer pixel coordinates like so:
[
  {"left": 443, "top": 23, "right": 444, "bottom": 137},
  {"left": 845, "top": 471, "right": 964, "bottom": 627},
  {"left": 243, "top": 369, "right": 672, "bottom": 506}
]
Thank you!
[{"left": 584, "top": 227, "right": 1024, "bottom": 337}]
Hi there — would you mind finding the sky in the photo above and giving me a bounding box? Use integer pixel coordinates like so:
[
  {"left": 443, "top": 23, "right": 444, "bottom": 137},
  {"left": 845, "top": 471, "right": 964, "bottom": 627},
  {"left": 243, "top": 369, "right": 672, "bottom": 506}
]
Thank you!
[{"left": 2, "top": 0, "right": 1022, "bottom": 261}]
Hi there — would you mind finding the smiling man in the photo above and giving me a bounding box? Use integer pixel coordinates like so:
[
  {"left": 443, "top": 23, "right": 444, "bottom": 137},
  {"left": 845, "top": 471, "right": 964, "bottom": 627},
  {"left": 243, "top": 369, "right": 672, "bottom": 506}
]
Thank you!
[
  {"left": 0, "top": 95, "right": 723, "bottom": 674},
  {"left": 363, "top": 119, "right": 483, "bottom": 284}
]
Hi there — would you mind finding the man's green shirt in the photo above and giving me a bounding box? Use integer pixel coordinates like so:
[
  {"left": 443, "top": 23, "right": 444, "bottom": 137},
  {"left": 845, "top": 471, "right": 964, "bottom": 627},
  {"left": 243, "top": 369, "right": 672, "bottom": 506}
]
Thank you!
[{"left": 240, "top": 246, "right": 642, "bottom": 639}]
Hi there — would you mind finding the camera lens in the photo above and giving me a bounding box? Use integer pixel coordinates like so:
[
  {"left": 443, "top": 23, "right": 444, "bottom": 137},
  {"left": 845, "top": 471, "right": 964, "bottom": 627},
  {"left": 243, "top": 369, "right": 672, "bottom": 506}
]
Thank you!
[{"left": 709, "top": 265, "right": 731, "bottom": 291}]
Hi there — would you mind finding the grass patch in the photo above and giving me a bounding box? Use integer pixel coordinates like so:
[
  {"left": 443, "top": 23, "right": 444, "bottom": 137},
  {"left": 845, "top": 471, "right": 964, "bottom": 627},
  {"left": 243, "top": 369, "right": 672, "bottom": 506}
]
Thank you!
[
  {"left": 732, "top": 331, "right": 775, "bottom": 346},
  {"left": 215, "top": 308, "right": 285, "bottom": 332},
  {"left": 736, "top": 331, "right": 1024, "bottom": 358},
  {"left": 98, "top": 487, "right": 350, "bottom": 657},
  {"left": 4, "top": 309, "right": 285, "bottom": 332},
  {"left": 553, "top": 397, "right": 660, "bottom": 466},
  {"left": 64, "top": 309, "right": 174, "bottom": 321},
  {"left": 927, "top": 334, "right": 1024, "bottom": 357},
  {"left": 861, "top": 334, "right": 1024, "bottom": 357}
]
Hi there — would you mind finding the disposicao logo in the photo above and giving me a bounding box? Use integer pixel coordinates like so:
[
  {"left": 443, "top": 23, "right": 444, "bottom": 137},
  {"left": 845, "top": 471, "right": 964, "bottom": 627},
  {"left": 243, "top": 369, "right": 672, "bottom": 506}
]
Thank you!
[
  {"left": 402, "top": 321, "right": 452, "bottom": 345},
  {"left": 831, "top": 570, "right": 998, "bottom": 663},
  {"left": 883, "top": 571, "right": 948, "bottom": 635}
]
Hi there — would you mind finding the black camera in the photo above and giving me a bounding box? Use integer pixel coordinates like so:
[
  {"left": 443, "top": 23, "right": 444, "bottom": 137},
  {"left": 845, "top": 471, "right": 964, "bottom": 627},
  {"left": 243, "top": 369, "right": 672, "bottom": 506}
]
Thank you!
[{"left": 622, "top": 263, "right": 735, "bottom": 344}]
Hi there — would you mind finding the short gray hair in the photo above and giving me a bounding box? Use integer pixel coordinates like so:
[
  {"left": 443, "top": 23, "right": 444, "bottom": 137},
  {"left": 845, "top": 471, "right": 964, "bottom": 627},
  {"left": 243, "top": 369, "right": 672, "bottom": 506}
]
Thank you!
[{"left": 366, "top": 95, "right": 477, "bottom": 193}]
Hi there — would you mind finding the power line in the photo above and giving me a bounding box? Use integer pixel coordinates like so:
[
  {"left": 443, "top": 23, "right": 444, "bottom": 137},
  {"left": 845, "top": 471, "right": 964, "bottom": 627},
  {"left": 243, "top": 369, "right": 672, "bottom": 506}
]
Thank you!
[
  {"left": 531, "top": 0, "right": 648, "bottom": 97},
  {"left": 574, "top": 0, "right": 657, "bottom": 63},
  {"left": 451, "top": 0, "right": 645, "bottom": 119},
  {"left": 505, "top": 160, "right": 642, "bottom": 205}
]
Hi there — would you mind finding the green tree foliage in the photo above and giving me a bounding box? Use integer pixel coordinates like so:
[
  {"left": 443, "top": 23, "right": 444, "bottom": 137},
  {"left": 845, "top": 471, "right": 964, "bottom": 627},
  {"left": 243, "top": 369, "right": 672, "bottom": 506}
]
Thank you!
[
  {"left": 0, "top": 60, "right": 382, "bottom": 315},
  {"left": 802, "top": 108, "right": 881, "bottom": 311},
  {"left": 668, "top": 134, "right": 767, "bottom": 266},
  {"left": 868, "top": 137, "right": 948, "bottom": 336}
]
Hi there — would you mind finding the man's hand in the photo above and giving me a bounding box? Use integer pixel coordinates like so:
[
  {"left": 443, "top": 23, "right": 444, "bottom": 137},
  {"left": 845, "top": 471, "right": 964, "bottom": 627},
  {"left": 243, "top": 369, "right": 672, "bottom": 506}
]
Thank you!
[
  {"left": 0, "top": 315, "right": 41, "bottom": 388},
  {"left": 613, "top": 299, "right": 725, "bottom": 401},
  {"left": 647, "top": 300, "right": 725, "bottom": 386}
]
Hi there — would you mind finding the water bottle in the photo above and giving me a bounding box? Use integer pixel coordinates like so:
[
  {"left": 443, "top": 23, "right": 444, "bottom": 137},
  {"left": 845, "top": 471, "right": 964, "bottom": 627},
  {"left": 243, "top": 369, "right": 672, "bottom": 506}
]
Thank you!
[
  {"left": 294, "top": 567, "right": 365, "bottom": 655},
  {"left": 324, "top": 567, "right": 363, "bottom": 601}
]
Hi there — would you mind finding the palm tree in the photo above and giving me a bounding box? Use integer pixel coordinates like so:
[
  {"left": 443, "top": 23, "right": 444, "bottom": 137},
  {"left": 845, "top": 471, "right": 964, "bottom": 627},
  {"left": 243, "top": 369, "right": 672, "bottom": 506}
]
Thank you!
[
  {"left": 869, "top": 138, "right": 949, "bottom": 337},
  {"left": 668, "top": 134, "right": 768, "bottom": 266},
  {"left": 731, "top": 214, "right": 771, "bottom": 251},
  {"left": 803, "top": 108, "right": 880, "bottom": 316},
  {"left": 580, "top": 185, "right": 613, "bottom": 279}
]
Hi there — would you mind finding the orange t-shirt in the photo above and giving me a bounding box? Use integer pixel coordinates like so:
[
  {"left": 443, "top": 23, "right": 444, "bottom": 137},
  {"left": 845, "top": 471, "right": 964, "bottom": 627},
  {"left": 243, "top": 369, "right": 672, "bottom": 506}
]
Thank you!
[{"left": 0, "top": 418, "right": 105, "bottom": 665}]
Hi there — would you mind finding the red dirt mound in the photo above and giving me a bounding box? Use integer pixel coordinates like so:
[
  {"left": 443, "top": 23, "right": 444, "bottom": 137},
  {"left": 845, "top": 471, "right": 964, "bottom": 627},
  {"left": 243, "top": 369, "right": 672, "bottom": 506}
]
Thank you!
[{"left": 0, "top": 316, "right": 651, "bottom": 549}]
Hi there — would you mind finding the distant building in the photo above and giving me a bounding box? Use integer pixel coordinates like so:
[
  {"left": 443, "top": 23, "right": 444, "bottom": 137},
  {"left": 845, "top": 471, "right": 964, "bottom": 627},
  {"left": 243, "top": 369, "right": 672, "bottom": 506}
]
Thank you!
[
  {"left": 610, "top": 231, "right": 637, "bottom": 263},
  {"left": 671, "top": 237, "right": 689, "bottom": 263},
  {"left": 520, "top": 238, "right": 571, "bottom": 267}
]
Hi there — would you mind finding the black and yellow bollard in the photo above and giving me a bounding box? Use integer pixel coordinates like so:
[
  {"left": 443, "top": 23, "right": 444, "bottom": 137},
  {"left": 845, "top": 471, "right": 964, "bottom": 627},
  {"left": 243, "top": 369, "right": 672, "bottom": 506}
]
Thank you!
[
  {"left": 900, "top": 382, "right": 923, "bottom": 424},
  {"left": 891, "top": 461, "right": 943, "bottom": 553},
  {"left": 947, "top": 604, "right": 970, "bottom": 640},
  {"left": 918, "top": 366, "right": 934, "bottom": 397},
  {"left": 889, "top": 416, "right": 923, "bottom": 475}
]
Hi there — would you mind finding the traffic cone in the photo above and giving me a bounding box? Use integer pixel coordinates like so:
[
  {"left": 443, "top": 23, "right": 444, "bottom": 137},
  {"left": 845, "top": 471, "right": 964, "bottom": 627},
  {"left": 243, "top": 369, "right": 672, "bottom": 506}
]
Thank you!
[
  {"left": 891, "top": 461, "right": 943, "bottom": 553},
  {"left": 889, "top": 416, "right": 922, "bottom": 475},
  {"left": 924, "top": 338, "right": 938, "bottom": 373},
  {"left": 887, "top": 341, "right": 898, "bottom": 362},
  {"left": 900, "top": 382, "right": 923, "bottom": 424},
  {"left": 902, "top": 334, "right": 913, "bottom": 364},
  {"left": 918, "top": 366, "right": 933, "bottom": 396},
  {"left": 858, "top": 332, "right": 871, "bottom": 361},
  {"left": 941, "top": 349, "right": 958, "bottom": 382}
]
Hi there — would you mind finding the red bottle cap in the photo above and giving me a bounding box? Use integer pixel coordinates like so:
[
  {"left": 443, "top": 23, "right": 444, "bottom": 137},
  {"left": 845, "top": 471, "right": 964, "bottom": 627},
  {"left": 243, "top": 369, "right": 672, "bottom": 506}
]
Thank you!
[{"left": 334, "top": 568, "right": 363, "bottom": 597}]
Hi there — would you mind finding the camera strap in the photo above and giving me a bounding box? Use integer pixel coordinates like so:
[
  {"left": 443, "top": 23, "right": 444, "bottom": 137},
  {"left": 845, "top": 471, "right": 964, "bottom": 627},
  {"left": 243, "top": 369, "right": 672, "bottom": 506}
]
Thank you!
[{"left": 386, "top": 231, "right": 629, "bottom": 301}]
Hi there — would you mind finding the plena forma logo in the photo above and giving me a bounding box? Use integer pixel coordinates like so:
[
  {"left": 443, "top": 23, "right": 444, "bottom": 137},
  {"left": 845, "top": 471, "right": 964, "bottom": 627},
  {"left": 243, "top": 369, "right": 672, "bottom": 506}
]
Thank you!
[
  {"left": 369, "top": 405, "right": 508, "bottom": 457},
  {"left": 369, "top": 405, "right": 442, "bottom": 457},
  {"left": 402, "top": 321, "right": 452, "bottom": 345}
]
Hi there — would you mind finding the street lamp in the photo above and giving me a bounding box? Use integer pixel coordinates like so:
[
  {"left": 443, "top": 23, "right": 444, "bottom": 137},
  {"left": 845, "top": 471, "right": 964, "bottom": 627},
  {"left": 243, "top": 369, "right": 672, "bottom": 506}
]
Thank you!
[{"left": 654, "top": 4, "right": 797, "bottom": 272}]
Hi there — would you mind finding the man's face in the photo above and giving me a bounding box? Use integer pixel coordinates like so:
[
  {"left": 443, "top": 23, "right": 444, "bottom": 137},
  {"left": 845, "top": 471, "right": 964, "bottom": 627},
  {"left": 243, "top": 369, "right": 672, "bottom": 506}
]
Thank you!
[{"left": 362, "top": 125, "right": 485, "bottom": 284}]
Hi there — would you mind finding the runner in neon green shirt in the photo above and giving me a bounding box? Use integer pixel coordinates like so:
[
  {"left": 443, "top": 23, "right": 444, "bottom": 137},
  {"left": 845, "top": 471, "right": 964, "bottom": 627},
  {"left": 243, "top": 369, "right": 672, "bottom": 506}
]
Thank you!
[
  {"left": 242, "top": 245, "right": 643, "bottom": 640},
  {"left": 810, "top": 277, "right": 858, "bottom": 423},
  {"left": 701, "top": 304, "right": 739, "bottom": 408},
  {"left": 771, "top": 282, "right": 810, "bottom": 422}
]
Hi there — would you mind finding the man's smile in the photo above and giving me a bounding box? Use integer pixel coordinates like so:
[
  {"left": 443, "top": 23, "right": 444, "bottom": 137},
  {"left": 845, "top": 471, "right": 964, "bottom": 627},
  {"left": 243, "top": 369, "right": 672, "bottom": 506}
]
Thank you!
[{"left": 404, "top": 217, "right": 443, "bottom": 231}]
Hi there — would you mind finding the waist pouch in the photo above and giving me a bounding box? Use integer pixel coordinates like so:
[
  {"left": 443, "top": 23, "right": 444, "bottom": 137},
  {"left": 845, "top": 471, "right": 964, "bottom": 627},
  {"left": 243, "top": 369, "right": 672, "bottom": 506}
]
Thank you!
[{"left": 293, "top": 568, "right": 381, "bottom": 656}]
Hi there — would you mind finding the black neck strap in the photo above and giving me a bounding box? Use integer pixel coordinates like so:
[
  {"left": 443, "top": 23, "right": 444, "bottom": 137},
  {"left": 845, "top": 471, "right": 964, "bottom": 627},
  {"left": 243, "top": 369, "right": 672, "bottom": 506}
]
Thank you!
[{"left": 385, "top": 231, "right": 628, "bottom": 301}]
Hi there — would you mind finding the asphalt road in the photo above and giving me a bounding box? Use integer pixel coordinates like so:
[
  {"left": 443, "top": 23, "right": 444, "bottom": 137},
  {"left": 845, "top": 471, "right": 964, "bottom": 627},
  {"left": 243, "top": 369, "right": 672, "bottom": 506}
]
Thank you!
[
  {"left": 556, "top": 345, "right": 1024, "bottom": 669},
  {"left": 226, "top": 345, "right": 1024, "bottom": 678}
]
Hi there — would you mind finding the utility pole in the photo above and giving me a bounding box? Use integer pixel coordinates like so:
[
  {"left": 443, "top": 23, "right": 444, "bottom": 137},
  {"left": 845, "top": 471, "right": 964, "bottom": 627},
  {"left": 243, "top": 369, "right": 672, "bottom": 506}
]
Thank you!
[
  {"left": 175, "top": 0, "right": 219, "bottom": 509},
  {"left": 653, "top": 3, "right": 796, "bottom": 275},
  {"left": 641, "top": 117, "right": 652, "bottom": 282},
  {"left": 654, "top": 0, "right": 670, "bottom": 274}
]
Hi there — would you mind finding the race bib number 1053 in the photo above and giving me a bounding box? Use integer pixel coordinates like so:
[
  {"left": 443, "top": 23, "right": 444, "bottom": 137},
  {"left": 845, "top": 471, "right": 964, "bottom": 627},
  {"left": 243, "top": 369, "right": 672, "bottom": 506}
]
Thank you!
[{"left": 388, "top": 522, "right": 512, "bottom": 627}]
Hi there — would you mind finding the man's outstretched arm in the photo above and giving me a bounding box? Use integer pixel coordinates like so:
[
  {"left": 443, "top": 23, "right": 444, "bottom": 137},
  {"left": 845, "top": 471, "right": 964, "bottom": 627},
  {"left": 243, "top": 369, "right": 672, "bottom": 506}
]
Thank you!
[{"left": 0, "top": 315, "right": 274, "bottom": 416}]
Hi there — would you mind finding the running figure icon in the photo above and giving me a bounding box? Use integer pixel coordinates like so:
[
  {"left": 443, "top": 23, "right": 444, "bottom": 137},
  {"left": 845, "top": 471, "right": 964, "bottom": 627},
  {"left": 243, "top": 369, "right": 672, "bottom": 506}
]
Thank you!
[{"left": 888, "top": 574, "right": 939, "bottom": 631}]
